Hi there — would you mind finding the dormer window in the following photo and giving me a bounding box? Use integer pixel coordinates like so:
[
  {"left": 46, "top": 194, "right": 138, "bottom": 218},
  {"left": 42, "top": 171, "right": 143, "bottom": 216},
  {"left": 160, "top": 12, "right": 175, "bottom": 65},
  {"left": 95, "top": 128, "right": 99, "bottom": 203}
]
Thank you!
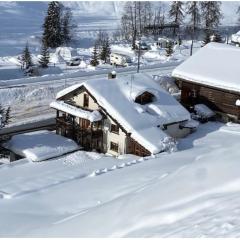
[{"left": 135, "top": 91, "right": 155, "bottom": 105}]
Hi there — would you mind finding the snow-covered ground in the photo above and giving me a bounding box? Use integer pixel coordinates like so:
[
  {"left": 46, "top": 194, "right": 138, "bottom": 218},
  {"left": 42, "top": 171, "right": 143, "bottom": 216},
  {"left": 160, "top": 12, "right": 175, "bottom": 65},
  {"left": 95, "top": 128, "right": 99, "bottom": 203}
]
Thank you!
[{"left": 1, "top": 122, "right": 240, "bottom": 237}]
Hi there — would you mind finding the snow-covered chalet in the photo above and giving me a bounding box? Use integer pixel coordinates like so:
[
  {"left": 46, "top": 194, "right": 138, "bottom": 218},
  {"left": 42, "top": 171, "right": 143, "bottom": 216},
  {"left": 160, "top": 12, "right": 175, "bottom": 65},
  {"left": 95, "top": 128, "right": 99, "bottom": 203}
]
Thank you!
[
  {"left": 50, "top": 72, "right": 194, "bottom": 157},
  {"left": 172, "top": 42, "right": 240, "bottom": 122}
]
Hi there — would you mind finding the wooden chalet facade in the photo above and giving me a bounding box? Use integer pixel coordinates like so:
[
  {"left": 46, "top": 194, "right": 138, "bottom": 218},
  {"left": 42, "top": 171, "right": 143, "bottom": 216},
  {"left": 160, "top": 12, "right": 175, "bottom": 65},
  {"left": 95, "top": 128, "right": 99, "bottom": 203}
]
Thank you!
[
  {"left": 52, "top": 85, "right": 151, "bottom": 157},
  {"left": 51, "top": 73, "right": 193, "bottom": 157},
  {"left": 175, "top": 79, "right": 240, "bottom": 122},
  {"left": 172, "top": 42, "right": 240, "bottom": 123}
]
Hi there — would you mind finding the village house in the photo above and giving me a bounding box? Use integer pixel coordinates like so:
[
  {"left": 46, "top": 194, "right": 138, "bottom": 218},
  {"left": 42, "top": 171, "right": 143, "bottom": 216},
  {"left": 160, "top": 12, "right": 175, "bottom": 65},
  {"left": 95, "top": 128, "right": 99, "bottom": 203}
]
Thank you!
[
  {"left": 50, "top": 72, "right": 195, "bottom": 157},
  {"left": 172, "top": 42, "right": 240, "bottom": 122}
]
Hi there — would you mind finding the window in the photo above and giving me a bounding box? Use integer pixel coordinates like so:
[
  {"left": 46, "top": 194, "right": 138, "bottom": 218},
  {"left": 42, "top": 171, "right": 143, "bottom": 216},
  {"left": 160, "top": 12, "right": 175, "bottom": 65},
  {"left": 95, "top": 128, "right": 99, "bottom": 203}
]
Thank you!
[
  {"left": 135, "top": 92, "right": 154, "bottom": 105},
  {"left": 81, "top": 119, "right": 90, "bottom": 129},
  {"left": 110, "top": 142, "right": 119, "bottom": 152},
  {"left": 83, "top": 93, "right": 89, "bottom": 108},
  {"left": 110, "top": 124, "right": 119, "bottom": 134}
]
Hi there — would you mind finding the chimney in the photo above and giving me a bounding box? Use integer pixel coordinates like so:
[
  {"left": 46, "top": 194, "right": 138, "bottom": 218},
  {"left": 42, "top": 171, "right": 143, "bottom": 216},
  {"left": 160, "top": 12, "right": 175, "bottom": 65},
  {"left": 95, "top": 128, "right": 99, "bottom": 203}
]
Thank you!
[{"left": 108, "top": 71, "right": 116, "bottom": 80}]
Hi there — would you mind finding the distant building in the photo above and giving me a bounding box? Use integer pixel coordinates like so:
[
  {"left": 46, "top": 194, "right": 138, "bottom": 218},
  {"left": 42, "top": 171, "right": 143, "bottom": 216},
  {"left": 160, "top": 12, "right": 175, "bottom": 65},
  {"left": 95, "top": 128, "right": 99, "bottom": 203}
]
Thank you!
[
  {"left": 172, "top": 43, "right": 240, "bottom": 122},
  {"left": 51, "top": 72, "right": 194, "bottom": 157}
]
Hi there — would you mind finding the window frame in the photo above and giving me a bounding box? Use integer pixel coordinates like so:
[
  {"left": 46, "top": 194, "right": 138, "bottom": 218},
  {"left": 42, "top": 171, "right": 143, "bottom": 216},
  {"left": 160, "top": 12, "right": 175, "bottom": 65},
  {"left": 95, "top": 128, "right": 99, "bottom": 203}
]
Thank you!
[
  {"left": 110, "top": 141, "right": 119, "bottom": 153},
  {"left": 83, "top": 93, "right": 89, "bottom": 108},
  {"left": 110, "top": 124, "right": 119, "bottom": 134}
]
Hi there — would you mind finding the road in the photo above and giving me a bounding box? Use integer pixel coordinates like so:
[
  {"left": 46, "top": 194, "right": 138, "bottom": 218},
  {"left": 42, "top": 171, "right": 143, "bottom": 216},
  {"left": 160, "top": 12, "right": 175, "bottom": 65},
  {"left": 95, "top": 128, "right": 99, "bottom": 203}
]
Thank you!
[
  {"left": 0, "top": 62, "right": 179, "bottom": 127},
  {"left": 0, "top": 61, "right": 181, "bottom": 89}
]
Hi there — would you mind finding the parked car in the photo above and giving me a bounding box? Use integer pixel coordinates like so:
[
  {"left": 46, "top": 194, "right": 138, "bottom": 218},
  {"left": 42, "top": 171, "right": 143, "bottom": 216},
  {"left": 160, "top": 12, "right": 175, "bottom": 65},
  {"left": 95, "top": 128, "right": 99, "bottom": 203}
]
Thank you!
[
  {"left": 135, "top": 41, "right": 149, "bottom": 51},
  {"left": 66, "top": 57, "right": 81, "bottom": 66},
  {"left": 110, "top": 53, "right": 132, "bottom": 67}
]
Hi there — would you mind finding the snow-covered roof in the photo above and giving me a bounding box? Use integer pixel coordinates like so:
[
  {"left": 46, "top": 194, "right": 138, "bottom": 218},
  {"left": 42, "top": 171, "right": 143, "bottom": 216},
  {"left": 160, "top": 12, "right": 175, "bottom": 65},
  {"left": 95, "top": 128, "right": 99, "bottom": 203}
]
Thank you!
[
  {"left": 3, "top": 130, "right": 79, "bottom": 161},
  {"left": 172, "top": 43, "right": 240, "bottom": 93},
  {"left": 54, "top": 73, "right": 190, "bottom": 154},
  {"left": 50, "top": 100, "right": 102, "bottom": 122}
]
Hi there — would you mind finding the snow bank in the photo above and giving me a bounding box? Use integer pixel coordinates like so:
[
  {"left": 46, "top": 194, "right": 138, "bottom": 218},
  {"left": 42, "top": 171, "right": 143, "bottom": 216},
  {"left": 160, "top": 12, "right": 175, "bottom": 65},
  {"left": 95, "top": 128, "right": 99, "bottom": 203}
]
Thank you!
[
  {"left": 50, "top": 100, "right": 102, "bottom": 122},
  {"left": 231, "top": 31, "right": 240, "bottom": 44},
  {"left": 5, "top": 122, "right": 240, "bottom": 237},
  {"left": 3, "top": 130, "right": 79, "bottom": 161},
  {"left": 50, "top": 47, "right": 78, "bottom": 63},
  {"left": 194, "top": 104, "right": 215, "bottom": 118},
  {"left": 172, "top": 43, "right": 240, "bottom": 93}
]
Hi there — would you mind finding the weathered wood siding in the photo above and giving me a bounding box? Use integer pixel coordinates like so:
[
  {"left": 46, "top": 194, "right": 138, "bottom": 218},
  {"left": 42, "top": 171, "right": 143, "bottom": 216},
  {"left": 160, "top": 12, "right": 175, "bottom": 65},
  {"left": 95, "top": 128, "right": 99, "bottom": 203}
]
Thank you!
[
  {"left": 176, "top": 79, "right": 240, "bottom": 119},
  {"left": 126, "top": 137, "right": 151, "bottom": 157}
]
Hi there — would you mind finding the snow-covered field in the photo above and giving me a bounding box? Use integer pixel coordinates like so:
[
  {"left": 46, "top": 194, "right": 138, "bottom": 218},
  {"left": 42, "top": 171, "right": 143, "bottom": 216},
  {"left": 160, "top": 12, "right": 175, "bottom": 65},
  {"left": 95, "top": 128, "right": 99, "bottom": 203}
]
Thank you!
[
  {"left": 1, "top": 2, "right": 240, "bottom": 237},
  {"left": 1, "top": 122, "right": 240, "bottom": 237},
  {"left": 0, "top": 39, "right": 200, "bottom": 126}
]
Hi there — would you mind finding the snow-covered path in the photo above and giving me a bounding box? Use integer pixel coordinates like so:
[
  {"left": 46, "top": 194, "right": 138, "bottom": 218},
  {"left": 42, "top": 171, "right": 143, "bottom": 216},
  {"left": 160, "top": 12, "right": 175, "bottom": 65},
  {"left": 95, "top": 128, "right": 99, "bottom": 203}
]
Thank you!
[{"left": 1, "top": 122, "right": 240, "bottom": 237}]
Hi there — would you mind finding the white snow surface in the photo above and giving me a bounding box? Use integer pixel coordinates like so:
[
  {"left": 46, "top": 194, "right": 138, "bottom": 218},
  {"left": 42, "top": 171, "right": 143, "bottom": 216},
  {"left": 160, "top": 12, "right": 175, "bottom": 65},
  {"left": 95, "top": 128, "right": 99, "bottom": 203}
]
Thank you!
[
  {"left": 172, "top": 43, "right": 240, "bottom": 93},
  {"left": 235, "top": 99, "right": 240, "bottom": 106},
  {"left": 50, "top": 100, "right": 102, "bottom": 122},
  {"left": 1, "top": 122, "right": 240, "bottom": 237},
  {"left": 3, "top": 130, "right": 79, "bottom": 161},
  {"left": 56, "top": 73, "right": 190, "bottom": 154},
  {"left": 194, "top": 104, "right": 215, "bottom": 118},
  {"left": 231, "top": 31, "right": 240, "bottom": 43}
]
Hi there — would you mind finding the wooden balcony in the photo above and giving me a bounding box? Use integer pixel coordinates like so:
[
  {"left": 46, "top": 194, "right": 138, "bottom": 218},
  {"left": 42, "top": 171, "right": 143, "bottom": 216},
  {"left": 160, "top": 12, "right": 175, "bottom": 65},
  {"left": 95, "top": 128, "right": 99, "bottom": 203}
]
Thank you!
[{"left": 56, "top": 117, "right": 103, "bottom": 139}]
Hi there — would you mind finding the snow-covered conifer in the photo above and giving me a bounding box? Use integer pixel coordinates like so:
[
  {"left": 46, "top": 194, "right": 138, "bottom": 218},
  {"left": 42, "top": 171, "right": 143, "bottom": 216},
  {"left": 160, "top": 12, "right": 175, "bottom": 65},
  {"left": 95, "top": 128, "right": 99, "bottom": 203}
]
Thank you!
[
  {"left": 42, "top": 1, "right": 63, "bottom": 48},
  {"left": 61, "top": 7, "right": 72, "bottom": 46},
  {"left": 22, "top": 43, "right": 33, "bottom": 70},
  {"left": 100, "top": 37, "right": 111, "bottom": 63},
  {"left": 169, "top": 1, "right": 184, "bottom": 37},
  {"left": 200, "top": 1, "right": 222, "bottom": 34},
  {"left": 90, "top": 44, "right": 99, "bottom": 66},
  {"left": 39, "top": 41, "right": 50, "bottom": 68}
]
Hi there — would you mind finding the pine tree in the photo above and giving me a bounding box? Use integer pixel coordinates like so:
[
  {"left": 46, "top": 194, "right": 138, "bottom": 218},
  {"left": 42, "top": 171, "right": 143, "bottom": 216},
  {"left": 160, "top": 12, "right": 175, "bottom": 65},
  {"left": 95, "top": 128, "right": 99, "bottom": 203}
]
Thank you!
[
  {"left": 200, "top": 1, "right": 222, "bottom": 34},
  {"left": 61, "top": 7, "right": 72, "bottom": 45},
  {"left": 0, "top": 105, "right": 11, "bottom": 128},
  {"left": 169, "top": 1, "right": 184, "bottom": 37},
  {"left": 211, "top": 32, "right": 222, "bottom": 43},
  {"left": 22, "top": 43, "right": 33, "bottom": 69},
  {"left": 186, "top": 2, "right": 201, "bottom": 55},
  {"left": 90, "top": 44, "right": 99, "bottom": 66},
  {"left": 39, "top": 41, "right": 50, "bottom": 68},
  {"left": 42, "top": 1, "right": 63, "bottom": 48},
  {"left": 202, "top": 31, "right": 211, "bottom": 46},
  {"left": 165, "top": 41, "right": 173, "bottom": 57},
  {"left": 100, "top": 37, "right": 111, "bottom": 63}
]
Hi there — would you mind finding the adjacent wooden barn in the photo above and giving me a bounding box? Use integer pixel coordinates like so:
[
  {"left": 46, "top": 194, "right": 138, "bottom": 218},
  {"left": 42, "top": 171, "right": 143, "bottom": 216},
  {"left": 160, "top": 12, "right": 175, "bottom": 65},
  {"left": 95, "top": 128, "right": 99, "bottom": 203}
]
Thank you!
[{"left": 172, "top": 42, "right": 240, "bottom": 122}]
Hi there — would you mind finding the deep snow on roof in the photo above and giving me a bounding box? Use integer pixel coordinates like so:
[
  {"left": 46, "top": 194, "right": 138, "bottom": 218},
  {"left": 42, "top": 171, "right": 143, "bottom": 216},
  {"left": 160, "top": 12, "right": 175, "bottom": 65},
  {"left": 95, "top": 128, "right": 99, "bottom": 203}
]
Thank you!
[
  {"left": 54, "top": 73, "right": 190, "bottom": 154},
  {"left": 172, "top": 43, "right": 240, "bottom": 93},
  {"left": 50, "top": 100, "right": 102, "bottom": 122},
  {"left": 3, "top": 130, "right": 79, "bottom": 161}
]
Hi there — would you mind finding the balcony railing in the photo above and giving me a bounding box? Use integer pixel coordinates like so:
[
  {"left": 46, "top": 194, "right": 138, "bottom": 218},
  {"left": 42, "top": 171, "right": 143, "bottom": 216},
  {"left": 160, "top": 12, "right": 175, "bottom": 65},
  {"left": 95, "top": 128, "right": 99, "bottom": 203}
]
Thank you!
[{"left": 56, "top": 117, "right": 103, "bottom": 138}]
